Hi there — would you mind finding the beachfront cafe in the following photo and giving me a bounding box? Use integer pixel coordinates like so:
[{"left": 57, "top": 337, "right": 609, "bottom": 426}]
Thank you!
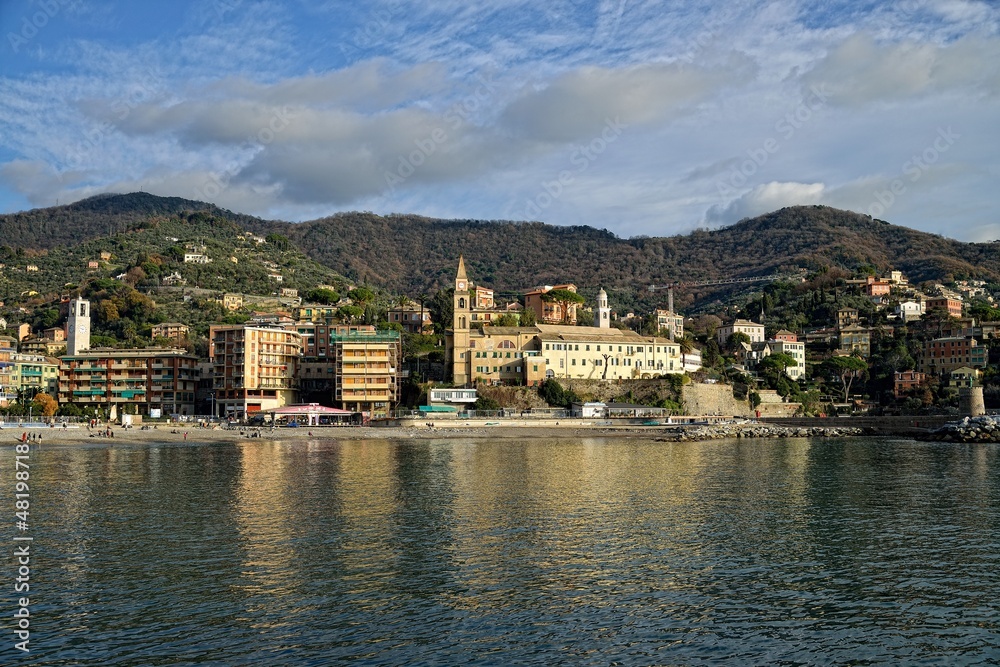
[{"left": 257, "top": 403, "right": 362, "bottom": 426}]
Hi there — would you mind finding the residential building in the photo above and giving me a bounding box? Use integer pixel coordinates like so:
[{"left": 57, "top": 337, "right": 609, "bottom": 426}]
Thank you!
[
  {"left": 222, "top": 293, "right": 244, "bottom": 311},
  {"left": 87, "top": 260, "right": 99, "bottom": 269},
  {"left": 884, "top": 271, "right": 907, "bottom": 285},
  {"left": 387, "top": 302, "right": 434, "bottom": 334},
  {"left": 58, "top": 348, "right": 198, "bottom": 416},
  {"left": 773, "top": 329, "right": 798, "bottom": 342},
  {"left": 43, "top": 326, "right": 65, "bottom": 342},
  {"left": 865, "top": 275, "right": 891, "bottom": 297},
  {"left": 19, "top": 337, "right": 66, "bottom": 357},
  {"left": 896, "top": 301, "right": 924, "bottom": 322},
  {"left": 100, "top": 251, "right": 112, "bottom": 261},
  {"left": 151, "top": 322, "right": 190, "bottom": 342},
  {"left": 183, "top": 253, "right": 211, "bottom": 264},
  {"left": 894, "top": 370, "right": 926, "bottom": 398},
  {"left": 524, "top": 284, "right": 580, "bottom": 324},
  {"left": 926, "top": 297, "right": 963, "bottom": 319},
  {"left": 920, "top": 337, "right": 987, "bottom": 375},
  {"left": 0, "top": 336, "right": 16, "bottom": 405},
  {"left": 839, "top": 325, "right": 871, "bottom": 358},
  {"left": 296, "top": 306, "right": 339, "bottom": 322},
  {"left": 837, "top": 308, "right": 859, "bottom": 330},
  {"left": 162, "top": 272, "right": 186, "bottom": 286},
  {"left": 11, "top": 353, "right": 59, "bottom": 401},
  {"left": 768, "top": 339, "right": 807, "bottom": 379},
  {"left": 716, "top": 319, "right": 765, "bottom": 345},
  {"left": 949, "top": 366, "right": 982, "bottom": 388},
  {"left": 211, "top": 325, "right": 302, "bottom": 419},
  {"left": 654, "top": 309, "right": 684, "bottom": 340},
  {"left": 332, "top": 329, "right": 401, "bottom": 417}
]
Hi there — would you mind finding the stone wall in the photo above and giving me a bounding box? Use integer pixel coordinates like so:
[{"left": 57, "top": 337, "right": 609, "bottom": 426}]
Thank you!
[{"left": 682, "top": 383, "right": 752, "bottom": 417}]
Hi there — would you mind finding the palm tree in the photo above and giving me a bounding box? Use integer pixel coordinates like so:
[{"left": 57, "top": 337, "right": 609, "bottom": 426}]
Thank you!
[{"left": 678, "top": 333, "right": 695, "bottom": 370}]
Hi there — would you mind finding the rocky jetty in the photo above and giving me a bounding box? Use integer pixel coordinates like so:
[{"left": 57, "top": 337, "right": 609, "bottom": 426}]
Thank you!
[
  {"left": 919, "top": 415, "right": 1000, "bottom": 443},
  {"left": 656, "top": 423, "right": 864, "bottom": 442}
]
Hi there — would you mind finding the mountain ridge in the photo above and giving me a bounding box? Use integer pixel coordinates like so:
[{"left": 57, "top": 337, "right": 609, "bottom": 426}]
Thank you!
[{"left": 1, "top": 194, "right": 995, "bottom": 304}]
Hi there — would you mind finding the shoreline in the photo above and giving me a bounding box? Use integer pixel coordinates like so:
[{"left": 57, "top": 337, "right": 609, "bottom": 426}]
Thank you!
[{"left": 1, "top": 420, "right": 892, "bottom": 445}]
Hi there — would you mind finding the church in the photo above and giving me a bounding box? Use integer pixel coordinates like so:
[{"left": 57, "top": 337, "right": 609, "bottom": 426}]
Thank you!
[{"left": 445, "top": 257, "right": 682, "bottom": 387}]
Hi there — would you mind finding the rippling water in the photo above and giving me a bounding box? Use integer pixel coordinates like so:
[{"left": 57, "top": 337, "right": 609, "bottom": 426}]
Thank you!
[{"left": 3, "top": 437, "right": 1000, "bottom": 665}]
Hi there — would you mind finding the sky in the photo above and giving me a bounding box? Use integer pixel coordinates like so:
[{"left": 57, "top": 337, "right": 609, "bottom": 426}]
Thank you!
[{"left": 0, "top": 1, "right": 997, "bottom": 241}]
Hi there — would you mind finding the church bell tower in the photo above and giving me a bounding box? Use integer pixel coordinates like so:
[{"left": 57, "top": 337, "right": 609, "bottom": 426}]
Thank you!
[
  {"left": 451, "top": 256, "right": 472, "bottom": 386},
  {"left": 595, "top": 288, "right": 610, "bottom": 329},
  {"left": 67, "top": 298, "right": 91, "bottom": 355}
]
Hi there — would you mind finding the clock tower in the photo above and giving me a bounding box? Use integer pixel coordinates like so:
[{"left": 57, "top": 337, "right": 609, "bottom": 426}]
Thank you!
[
  {"left": 67, "top": 298, "right": 91, "bottom": 355},
  {"left": 451, "top": 256, "right": 472, "bottom": 386}
]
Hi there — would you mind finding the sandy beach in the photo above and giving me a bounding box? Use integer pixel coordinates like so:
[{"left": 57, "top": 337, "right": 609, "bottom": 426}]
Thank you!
[
  {"left": 4, "top": 423, "right": 668, "bottom": 445},
  {"left": 2, "top": 419, "right": 877, "bottom": 445}
]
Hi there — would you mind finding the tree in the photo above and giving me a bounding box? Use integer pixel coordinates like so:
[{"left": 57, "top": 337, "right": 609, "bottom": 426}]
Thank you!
[
  {"left": 542, "top": 288, "right": 586, "bottom": 324},
  {"left": 678, "top": 334, "right": 695, "bottom": 369},
  {"left": 759, "top": 352, "right": 796, "bottom": 379},
  {"left": 337, "top": 305, "right": 364, "bottom": 323},
  {"left": 539, "top": 378, "right": 567, "bottom": 407},
  {"left": 265, "top": 233, "right": 290, "bottom": 250},
  {"left": 32, "top": 393, "right": 58, "bottom": 417},
  {"left": 306, "top": 288, "right": 340, "bottom": 305},
  {"left": 726, "top": 331, "right": 751, "bottom": 352},
  {"left": 349, "top": 286, "right": 375, "bottom": 305},
  {"left": 492, "top": 313, "right": 519, "bottom": 327},
  {"left": 428, "top": 288, "right": 454, "bottom": 334},
  {"left": 519, "top": 305, "right": 536, "bottom": 327},
  {"left": 824, "top": 355, "right": 869, "bottom": 403}
]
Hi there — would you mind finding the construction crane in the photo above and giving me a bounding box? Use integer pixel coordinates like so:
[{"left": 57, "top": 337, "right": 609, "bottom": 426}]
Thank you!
[{"left": 647, "top": 274, "right": 786, "bottom": 318}]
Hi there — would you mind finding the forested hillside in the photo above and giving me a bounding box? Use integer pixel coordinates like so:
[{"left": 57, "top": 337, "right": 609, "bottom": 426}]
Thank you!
[{"left": 3, "top": 194, "right": 997, "bottom": 308}]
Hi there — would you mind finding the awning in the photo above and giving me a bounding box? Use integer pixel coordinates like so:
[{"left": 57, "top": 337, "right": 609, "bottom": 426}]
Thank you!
[
  {"left": 418, "top": 405, "right": 458, "bottom": 412},
  {"left": 258, "top": 404, "right": 357, "bottom": 415}
]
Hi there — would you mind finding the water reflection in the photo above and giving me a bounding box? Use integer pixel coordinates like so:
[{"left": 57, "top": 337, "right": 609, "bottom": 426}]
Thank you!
[{"left": 2, "top": 437, "right": 998, "bottom": 665}]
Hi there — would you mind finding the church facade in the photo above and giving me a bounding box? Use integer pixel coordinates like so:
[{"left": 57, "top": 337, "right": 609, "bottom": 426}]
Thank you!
[{"left": 445, "top": 257, "right": 682, "bottom": 387}]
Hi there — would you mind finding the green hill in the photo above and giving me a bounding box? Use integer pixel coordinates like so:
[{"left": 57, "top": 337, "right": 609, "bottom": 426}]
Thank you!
[{"left": 2, "top": 193, "right": 997, "bottom": 312}]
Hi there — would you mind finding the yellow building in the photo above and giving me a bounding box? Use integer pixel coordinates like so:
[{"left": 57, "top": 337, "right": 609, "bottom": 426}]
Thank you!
[
  {"left": 534, "top": 324, "right": 681, "bottom": 381},
  {"left": 332, "top": 329, "right": 401, "bottom": 418},
  {"left": 716, "top": 319, "right": 765, "bottom": 345},
  {"left": 222, "top": 293, "right": 244, "bottom": 311},
  {"left": 151, "top": 322, "right": 190, "bottom": 342},
  {"left": 11, "top": 353, "right": 59, "bottom": 402},
  {"left": 838, "top": 325, "right": 871, "bottom": 358},
  {"left": 654, "top": 309, "right": 684, "bottom": 340},
  {"left": 211, "top": 325, "right": 301, "bottom": 419},
  {"left": 0, "top": 336, "right": 16, "bottom": 405},
  {"left": 447, "top": 258, "right": 681, "bottom": 386}
]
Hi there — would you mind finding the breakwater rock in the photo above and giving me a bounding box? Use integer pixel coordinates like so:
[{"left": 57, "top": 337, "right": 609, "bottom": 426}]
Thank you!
[
  {"left": 919, "top": 415, "right": 1000, "bottom": 443},
  {"left": 656, "top": 423, "right": 864, "bottom": 442}
]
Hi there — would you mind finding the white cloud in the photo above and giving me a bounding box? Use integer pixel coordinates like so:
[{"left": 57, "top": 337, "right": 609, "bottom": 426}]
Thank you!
[
  {"left": 705, "top": 181, "right": 826, "bottom": 225},
  {"left": 500, "top": 58, "right": 753, "bottom": 142},
  {"left": 802, "top": 32, "right": 1000, "bottom": 106}
]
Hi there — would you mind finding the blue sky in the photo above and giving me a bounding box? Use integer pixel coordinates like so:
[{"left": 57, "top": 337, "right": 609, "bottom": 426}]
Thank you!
[{"left": 1, "top": 0, "right": 998, "bottom": 241}]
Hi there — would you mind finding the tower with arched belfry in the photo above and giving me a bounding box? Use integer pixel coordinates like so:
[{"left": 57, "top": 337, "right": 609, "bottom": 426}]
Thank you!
[
  {"left": 595, "top": 288, "right": 610, "bottom": 328},
  {"left": 451, "top": 256, "right": 472, "bottom": 386}
]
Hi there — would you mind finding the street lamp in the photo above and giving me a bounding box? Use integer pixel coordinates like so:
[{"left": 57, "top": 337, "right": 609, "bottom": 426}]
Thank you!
[{"left": 209, "top": 392, "right": 216, "bottom": 421}]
